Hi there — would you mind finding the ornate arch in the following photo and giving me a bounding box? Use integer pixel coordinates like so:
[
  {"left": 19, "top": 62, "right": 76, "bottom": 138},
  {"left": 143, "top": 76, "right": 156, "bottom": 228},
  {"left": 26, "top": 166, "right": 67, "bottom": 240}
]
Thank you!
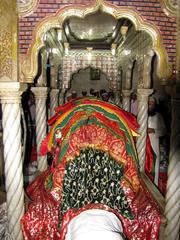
[{"left": 21, "top": 0, "right": 172, "bottom": 83}]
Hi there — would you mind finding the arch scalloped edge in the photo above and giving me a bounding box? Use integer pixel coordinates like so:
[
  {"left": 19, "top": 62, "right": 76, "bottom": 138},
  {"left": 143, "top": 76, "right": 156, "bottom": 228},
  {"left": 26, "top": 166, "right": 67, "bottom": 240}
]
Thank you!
[{"left": 21, "top": 0, "right": 172, "bottom": 83}]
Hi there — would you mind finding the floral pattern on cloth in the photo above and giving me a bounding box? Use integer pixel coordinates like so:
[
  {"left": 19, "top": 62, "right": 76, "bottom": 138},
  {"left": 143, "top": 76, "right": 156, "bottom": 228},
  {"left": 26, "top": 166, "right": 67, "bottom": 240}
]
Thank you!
[
  {"left": 46, "top": 123, "right": 139, "bottom": 203},
  {"left": 59, "top": 147, "right": 133, "bottom": 228}
]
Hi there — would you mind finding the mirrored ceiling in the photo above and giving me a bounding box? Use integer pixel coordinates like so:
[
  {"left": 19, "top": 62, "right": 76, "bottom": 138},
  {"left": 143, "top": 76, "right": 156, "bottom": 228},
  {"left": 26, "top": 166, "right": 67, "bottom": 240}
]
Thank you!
[
  {"left": 44, "top": 11, "right": 152, "bottom": 57},
  {"left": 63, "top": 11, "right": 133, "bottom": 49}
]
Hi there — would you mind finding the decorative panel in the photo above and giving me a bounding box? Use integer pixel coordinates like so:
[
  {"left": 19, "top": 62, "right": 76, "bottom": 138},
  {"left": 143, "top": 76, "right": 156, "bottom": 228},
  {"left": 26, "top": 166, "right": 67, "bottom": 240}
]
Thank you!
[
  {"left": 0, "top": 0, "right": 18, "bottom": 82},
  {"left": 62, "top": 50, "right": 118, "bottom": 90}
]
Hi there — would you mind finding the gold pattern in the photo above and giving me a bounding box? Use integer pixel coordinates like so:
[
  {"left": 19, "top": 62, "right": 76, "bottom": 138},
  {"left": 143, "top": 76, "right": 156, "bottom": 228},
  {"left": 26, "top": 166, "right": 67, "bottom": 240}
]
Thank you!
[
  {"left": 21, "top": 0, "right": 172, "bottom": 83},
  {"left": 18, "top": 0, "right": 39, "bottom": 18},
  {"left": 0, "top": 0, "right": 18, "bottom": 82}
]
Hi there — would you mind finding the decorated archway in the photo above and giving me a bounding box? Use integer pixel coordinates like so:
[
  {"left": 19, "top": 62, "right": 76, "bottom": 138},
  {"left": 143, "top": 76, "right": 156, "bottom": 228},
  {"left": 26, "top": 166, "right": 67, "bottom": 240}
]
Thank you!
[{"left": 20, "top": 0, "right": 172, "bottom": 84}]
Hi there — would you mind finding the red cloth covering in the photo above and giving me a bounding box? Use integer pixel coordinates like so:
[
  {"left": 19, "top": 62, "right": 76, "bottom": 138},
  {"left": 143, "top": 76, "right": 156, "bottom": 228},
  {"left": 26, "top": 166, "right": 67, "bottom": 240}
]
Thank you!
[
  {"left": 21, "top": 169, "right": 60, "bottom": 239},
  {"left": 21, "top": 127, "right": 160, "bottom": 239},
  {"left": 50, "top": 98, "right": 139, "bottom": 133},
  {"left": 21, "top": 168, "right": 160, "bottom": 240},
  {"left": 21, "top": 99, "right": 160, "bottom": 239}
]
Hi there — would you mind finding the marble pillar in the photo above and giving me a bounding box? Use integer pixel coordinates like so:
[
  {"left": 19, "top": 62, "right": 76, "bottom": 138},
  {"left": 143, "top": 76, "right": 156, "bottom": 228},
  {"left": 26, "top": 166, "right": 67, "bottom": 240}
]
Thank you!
[
  {"left": 122, "top": 89, "right": 131, "bottom": 112},
  {"left": 136, "top": 88, "right": 153, "bottom": 172},
  {"left": 36, "top": 50, "right": 49, "bottom": 87},
  {"left": 49, "top": 89, "right": 59, "bottom": 118},
  {"left": 31, "top": 87, "right": 48, "bottom": 171},
  {"left": 0, "top": 82, "right": 26, "bottom": 240},
  {"left": 164, "top": 93, "right": 180, "bottom": 240}
]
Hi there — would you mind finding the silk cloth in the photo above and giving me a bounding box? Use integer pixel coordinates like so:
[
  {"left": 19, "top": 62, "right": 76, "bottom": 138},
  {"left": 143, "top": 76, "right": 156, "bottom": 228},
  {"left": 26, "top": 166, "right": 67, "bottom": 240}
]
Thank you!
[{"left": 21, "top": 98, "right": 160, "bottom": 240}]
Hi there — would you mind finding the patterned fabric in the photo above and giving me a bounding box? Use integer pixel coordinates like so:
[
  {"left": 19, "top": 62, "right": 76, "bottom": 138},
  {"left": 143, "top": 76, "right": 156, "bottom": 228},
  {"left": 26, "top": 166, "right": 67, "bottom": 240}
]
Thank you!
[
  {"left": 59, "top": 148, "right": 133, "bottom": 227},
  {"left": 21, "top": 98, "right": 161, "bottom": 240}
]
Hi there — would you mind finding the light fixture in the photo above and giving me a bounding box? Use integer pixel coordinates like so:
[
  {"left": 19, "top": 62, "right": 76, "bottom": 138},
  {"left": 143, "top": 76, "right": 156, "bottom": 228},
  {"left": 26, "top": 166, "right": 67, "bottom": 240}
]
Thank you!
[
  {"left": 57, "top": 29, "right": 62, "bottom": 41},
  {"left": 52, "top": 48, "right": 58, "bottom": 54},
  {"left": 87, "top": 47, "right": 93, "bottom": 61},
  {"left": 120, "top": 25, "right": 128, "bottom": 40},
  {"left": 64, "top": 42, "right": 69, "bottom": 55},
  {"left": 111, "top": 43, "right": 117, "bottom": 56},
  {"left": 88, "top": 29, "right": 92, "bottom": 36},
  {"left": 123, "top": 49, "right": 131, "bottom": 56}
]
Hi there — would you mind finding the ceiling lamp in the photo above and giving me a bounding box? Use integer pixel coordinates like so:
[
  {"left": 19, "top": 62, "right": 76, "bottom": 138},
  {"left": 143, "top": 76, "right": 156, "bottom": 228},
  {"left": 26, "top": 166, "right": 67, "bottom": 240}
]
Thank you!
[
  {"left": 111, "top": 43, "right": 117, "bottom": 56},
  {"left": 52, "top": 48, "right": 59, "bottom": 54},
  {"left": 64, "top": 42, "right": 69, "bottom": 55},
  {"left": 120, "top": 25, "right": 128, "bottom": 40},
  {"left": 123, "top": 49, "right": 131, "bottom": 56},
  {"left": 88, "top": 29, "right": 93, "bottom": 36},
  {"left": 87, "top": 47, "right": 93, "bottom": 61}
]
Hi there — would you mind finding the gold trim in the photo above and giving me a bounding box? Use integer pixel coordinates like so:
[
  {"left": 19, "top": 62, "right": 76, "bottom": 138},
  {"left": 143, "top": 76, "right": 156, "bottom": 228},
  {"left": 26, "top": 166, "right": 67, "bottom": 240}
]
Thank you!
[
  {"left": 160, "top": 0, "right": 177, "bottom": 18},
  {"left": 18, "top": 0, "right": 39, "bottom": 18},
  {"left": 21, "top": 0, "right": 172, "bottom": 83}
]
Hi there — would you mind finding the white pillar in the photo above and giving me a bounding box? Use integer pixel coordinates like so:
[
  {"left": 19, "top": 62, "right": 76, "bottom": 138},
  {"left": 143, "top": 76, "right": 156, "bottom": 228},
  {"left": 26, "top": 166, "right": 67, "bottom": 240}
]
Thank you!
[
  {"left": 164, "top": 95, "right": 180, "bottom": 240},
  {"left": 136, "top": 88, "right": 153, "bottom": 172},
  {"left": 36, "top": 50, "right": 49, "bottom": 87},
  {"left": 122, "top": 89, "right": 131, "bottom": 111},
  {"left": 50, "top": 89, "right": 59, "bottom": 117},
  {"left": 0, "top": 82, "right": 26, "bottom": 240},
  {"left": 31, "top": 87, "right": 48, "bottom": 171}
]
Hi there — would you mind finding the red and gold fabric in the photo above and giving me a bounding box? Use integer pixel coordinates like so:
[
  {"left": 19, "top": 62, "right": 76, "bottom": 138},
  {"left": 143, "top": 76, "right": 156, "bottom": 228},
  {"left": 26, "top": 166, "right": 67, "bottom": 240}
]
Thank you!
[{"left": 21, "top": 98, "right": 160, "bottom": 240}]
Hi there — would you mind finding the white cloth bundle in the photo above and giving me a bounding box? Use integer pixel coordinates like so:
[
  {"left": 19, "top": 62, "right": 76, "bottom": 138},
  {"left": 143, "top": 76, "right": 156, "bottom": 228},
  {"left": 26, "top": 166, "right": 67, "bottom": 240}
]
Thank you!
[{"left": 65, "top": 209, "right": 124, "bottom": 240}]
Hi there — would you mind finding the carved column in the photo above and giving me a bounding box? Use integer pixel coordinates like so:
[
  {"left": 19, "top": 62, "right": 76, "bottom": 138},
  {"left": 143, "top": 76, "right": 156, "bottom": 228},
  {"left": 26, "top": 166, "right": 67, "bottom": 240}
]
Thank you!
[
  {"left": 164, "top": 3, "right": 180, "bottom": 237},
  {"left": 122, "top": 89, "right": 131, "bottom": 111},
  {"left": 121, "top": 59, "right": 134, "bottom": 111},
  {"left": 36, "top": 50, "right": 49, "bottom": 87},
  {"left": 164, "top": 4, "right": 180, "bottom": 237},
  {"left": 49, "top": 61, "right": 59, "bottom": 117},
  {"left": 136, "top": 89, "right": 153, "bottom": 172},
  {"left": 143, "top": 49, "right": 155, "bottom": 88},
  {"left": 136, "top": 50, "right": 154, "bottom": 172},
  {"left": 31, "top": 87, "right": 48, "bottom": 171},
  {"left": 114, "top": 68, "right": 122, "bottom": 107},
  {"left": 50, "top": 61, "right": 58, "bottom": 89},
  {"left": 50, "top": 89, "right": 59, "bottom": 117},
  {"left": 0, "top": 82, "right": 26, "bottom": 240},
  {"left": 125, "top": 58, "right": 134, "bottom": 90},
  {"left": 164, "top": 88, "right": 180, "bottom": 240}
]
